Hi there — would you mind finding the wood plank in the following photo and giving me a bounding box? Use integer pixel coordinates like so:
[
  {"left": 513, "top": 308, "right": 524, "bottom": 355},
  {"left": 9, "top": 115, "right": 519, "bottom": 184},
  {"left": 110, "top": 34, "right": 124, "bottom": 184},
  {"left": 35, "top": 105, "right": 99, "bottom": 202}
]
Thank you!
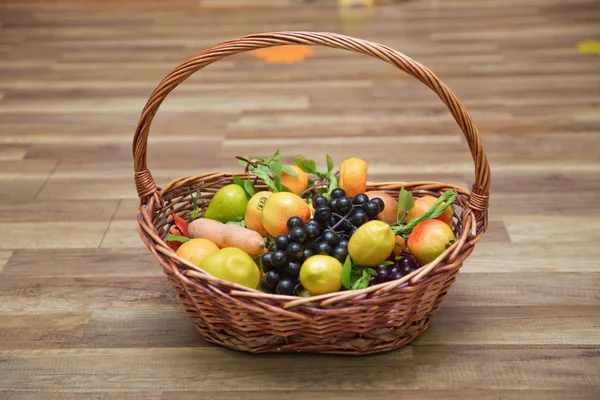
[
  {"left": 0, "top": 159, "right": 58, "bottom": 179},
  {"left": 0, "top": 221, "right": 110, "bottom": 249},
  {"left": 0, "top": 200, "right": 119, "bottom": 222},
  {"left": 0, "top": 312, "right": 91, "bottom": 349},
  {"left": 1, "top": 248, "right": 162, "bottom": 279},
  {"left": 0, "top": 347, "right": 415, "bottom": 391},
  {"left": 78, "top": 310, "right": 208, "bottom": 348},
  {"left": 37, "top": 178, "right": 140, "bottom": 200},
  {"left": 417, "top": 306, "right": 600, "bottom": 346},
  {"left": 463, "top": 242, "right": 600, "bottom": 272},
  {"left": 413, "top": 347, "right": 600, "bottom": 390},
  {"left": 0, "top": 250, "right": 12, "bottom": 274},
  {"left": 0, "top": 392, "right": 162, "bottom": 400},
  {"left": 161, "top": 390, "right": 600, "bottom": 400},
  {"left": 0, "top": 95, "right": 309, "bottom": 113},
  {"left": 0, "top": 179, "right": 48, "bottom": 205},
  {"left": 0, "top": 277, "right": 179, "bottom": 312},
  {"left": 445, "top": 273, "right": 600, "bottom": 306},
  {"left": 0, "top": 144, "right": 27, "bottom": 160},
  {"left": 114, "top": 199, "right": 140, "bottom": 220},
  {"left": 489, "top": 192, "right": 600, "bottom": 215},
  {"left": 504, "top": 216, "right": 600, "bottom": 243},
  {"left": 100, "top": 220, "right": 145, "bottom": 248}
]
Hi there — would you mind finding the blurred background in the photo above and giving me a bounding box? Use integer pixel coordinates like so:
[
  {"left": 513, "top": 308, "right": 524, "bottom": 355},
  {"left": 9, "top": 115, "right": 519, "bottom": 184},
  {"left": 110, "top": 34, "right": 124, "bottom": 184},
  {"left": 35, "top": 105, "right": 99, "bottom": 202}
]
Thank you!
[{"left": 1, "top": 0, "right": 599, "bottom": 397}]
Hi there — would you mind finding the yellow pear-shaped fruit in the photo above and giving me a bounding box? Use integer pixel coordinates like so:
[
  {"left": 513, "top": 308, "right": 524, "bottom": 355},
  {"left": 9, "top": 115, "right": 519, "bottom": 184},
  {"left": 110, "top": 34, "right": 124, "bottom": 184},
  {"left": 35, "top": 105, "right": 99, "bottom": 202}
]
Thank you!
[
  {"left": 348, "top": 220, "right": 395, "bottom": 266},
  {"left": 198, "top": 247, "right": 260, "bottom": 289}
]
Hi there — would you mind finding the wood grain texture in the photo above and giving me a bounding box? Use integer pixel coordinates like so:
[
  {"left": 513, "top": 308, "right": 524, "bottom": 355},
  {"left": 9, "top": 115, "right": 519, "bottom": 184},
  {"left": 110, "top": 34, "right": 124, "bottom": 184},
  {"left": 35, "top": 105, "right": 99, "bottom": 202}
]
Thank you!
[
  {"left": 0, "top": 0, "right": 599, "bottom": 397},
  {"left": 160, "top": 391, "right": 600, "bottom": 400},
  {"left": 0, "top": 347, "right": 415, "bottom": 391},
  {"left": 0, "top": 312, "right": 91, "bottom": 349}
]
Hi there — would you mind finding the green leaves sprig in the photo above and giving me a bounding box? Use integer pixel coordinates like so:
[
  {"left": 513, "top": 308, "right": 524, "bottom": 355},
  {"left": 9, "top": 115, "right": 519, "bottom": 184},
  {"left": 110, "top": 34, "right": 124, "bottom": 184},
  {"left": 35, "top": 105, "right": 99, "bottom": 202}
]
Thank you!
[
  {"left": 236, "top": 149, "right": 292, "bottom": 195},
  {"left": 392, "top": 189, "right": 457, "bottom": 235},
  {"left": 294, "top": 154, "right": 338, "bottom": 198},
  {"left": 341, "top": 255, "right": 377, "bottom": 290},
  {"left": 188, "top": 183, "right": 204, "bottom": 221}
]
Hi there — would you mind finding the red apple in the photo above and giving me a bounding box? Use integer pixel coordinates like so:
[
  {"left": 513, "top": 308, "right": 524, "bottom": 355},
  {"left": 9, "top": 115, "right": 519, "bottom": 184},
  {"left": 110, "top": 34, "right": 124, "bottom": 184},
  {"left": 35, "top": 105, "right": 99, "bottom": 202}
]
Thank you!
[
  {"left": 406, "top": 195, "right": 453, "bottom": 226},
  {"left": 407, "top": 219, "right": 456, "bottom": 266}
]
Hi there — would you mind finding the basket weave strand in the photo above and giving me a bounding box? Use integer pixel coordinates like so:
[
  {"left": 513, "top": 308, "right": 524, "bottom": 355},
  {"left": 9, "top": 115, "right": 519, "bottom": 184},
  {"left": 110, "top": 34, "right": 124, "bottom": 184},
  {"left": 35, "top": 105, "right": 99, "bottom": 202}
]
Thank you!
[{"left": 133, "top": 32, "right": 491, "bottom": 354}]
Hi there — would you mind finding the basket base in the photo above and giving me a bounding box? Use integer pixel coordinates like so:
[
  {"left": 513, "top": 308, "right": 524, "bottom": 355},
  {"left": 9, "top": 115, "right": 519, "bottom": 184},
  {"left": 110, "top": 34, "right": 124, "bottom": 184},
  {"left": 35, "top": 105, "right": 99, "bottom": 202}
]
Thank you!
[{"left": 188, "top": 311, "right": 432, "bottom": 355}]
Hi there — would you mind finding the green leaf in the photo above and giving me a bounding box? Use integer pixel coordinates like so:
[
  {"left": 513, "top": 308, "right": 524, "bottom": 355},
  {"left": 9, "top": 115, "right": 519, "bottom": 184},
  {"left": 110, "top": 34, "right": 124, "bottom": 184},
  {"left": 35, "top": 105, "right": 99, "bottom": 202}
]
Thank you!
[
  {"left": 326, "top": 173, "right": 338, "bottom": 196},
  {"left": 351, "top": 269, "right": 372, "bottom": 290},
  {"left": 294, "top": 157, "right": 318, "bottom": 174},
  {"left": 244, "top": 179, "right": 257, "bottom": 196},
  {"left": 282, "top": 164, "right": 298, "bottom": 177},
  {"left": 341, "top": 255, "right": 352, "bottom": 289},
  {"left": 366, "top": 267, "right": 378, "bottom": 276},
  {"left": 307, "top": 178, "right": 315, "bottom": 188},
  {"left": 396, "top": 187, "right": 415, "bottom": 224},
  {"left": 232, "top": 175, "right": 245, "bottom": 188},
  {"left": 167, "top": 235, "right": 190, "bottom": 243},
  {"left": 326, "top": 154, "right": 334, "bottom": 173},
  {"left": 271, "top": 149, "right": 282, "bottom": 162},
  {"left": 397, "top": 187, "right": 415, "bottom": 214},
  {"left": 380, "top": 261, "right": 394, "bottom": 266},
  {"left": 272, "top": 161, "right": 283, "bottom": 191},
  {"left": 252, "top": 166, "right": 278, "bottom": 193}
]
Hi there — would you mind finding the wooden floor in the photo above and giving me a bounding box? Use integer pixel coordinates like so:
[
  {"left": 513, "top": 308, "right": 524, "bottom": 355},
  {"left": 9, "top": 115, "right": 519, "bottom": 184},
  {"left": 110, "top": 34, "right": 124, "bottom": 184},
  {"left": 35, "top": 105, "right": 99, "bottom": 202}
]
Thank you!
[{"left": 1, "top": 0, "right": 600, "bottom": 398}]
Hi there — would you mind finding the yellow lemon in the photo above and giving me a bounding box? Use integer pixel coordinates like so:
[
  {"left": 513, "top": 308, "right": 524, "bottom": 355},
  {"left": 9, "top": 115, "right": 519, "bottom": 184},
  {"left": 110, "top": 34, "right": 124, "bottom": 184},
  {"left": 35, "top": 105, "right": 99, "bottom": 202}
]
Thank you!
[
  {"left": 198, "top": 247, "right": 260, "bottom": 289},
  {"left": 348, "top": 220, "right": 395, "bottom": 266},
  {"left": 300, "top": 255, "right": 343, "bottom": 295}
]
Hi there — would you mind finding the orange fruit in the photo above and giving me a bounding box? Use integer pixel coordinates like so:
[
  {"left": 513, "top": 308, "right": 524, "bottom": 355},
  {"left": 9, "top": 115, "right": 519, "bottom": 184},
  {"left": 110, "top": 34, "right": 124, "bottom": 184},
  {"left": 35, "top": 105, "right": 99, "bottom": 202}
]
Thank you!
[
  {"left": 280, "top": 165, "right": 309, "bottom": 195},
  {"left": 261, "top": 192, "right": 311, "bottom": 237},
  {"left": 339, "top": 157, "right": 367, "bottom": 197},
  {"left": 300, "top": 255, "right": 343, "bottom": 295},
  {"left": 244, "top": 191, "right": 272, "bottom": 237},
  {"left": 406, "top": 195, "right": 453, "bottom": 226},
  {"left": 175, "top": 238, "right": 219, "bottom": 266},
  {"left": 366, "top": 191, "right": 399, "bottom": 224},
  {"left": 393, "top": 235, "right": 406, "bottom": 257}
]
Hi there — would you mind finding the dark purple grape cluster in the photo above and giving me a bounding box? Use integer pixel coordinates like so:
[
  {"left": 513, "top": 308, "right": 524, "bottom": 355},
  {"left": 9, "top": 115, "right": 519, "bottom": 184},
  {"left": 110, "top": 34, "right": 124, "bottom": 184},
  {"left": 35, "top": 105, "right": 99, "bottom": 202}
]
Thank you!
[
  {"left": 369, "top": 254, "right": 420, "bottom": 286},
  {"left": 314, "top": 188, "right": 384, "bottom": 237},
  {"left": 260, "top": 188, "right": 385, "bottom": 296}
]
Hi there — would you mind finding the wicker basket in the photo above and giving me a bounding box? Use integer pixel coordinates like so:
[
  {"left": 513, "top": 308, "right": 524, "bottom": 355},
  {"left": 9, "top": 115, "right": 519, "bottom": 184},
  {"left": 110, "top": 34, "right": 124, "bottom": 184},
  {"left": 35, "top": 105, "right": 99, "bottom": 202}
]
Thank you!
[{"left": 133, "top": 32, "right": 490, "bottom": 355}]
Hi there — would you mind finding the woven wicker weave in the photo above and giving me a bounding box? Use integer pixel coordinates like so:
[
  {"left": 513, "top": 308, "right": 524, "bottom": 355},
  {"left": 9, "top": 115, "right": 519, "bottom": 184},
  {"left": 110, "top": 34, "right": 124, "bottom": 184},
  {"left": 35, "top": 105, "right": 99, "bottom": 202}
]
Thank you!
[{"left": 133, "top": 32, "right": 491, "bottom": 355}]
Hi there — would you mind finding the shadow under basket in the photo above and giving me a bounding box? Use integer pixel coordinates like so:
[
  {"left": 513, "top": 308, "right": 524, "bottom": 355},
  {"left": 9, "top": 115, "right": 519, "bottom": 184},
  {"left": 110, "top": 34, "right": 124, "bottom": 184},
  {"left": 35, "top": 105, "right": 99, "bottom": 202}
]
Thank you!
[{"left": 133, "top": 32, "right": 491, "bottom": 355}]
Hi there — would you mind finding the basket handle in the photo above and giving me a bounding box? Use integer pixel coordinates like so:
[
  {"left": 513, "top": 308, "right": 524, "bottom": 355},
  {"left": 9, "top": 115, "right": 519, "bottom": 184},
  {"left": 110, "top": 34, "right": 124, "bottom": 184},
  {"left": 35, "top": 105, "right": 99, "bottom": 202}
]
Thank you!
[{"left": 133, "top": 32, "right": 490, "bottom": 213}]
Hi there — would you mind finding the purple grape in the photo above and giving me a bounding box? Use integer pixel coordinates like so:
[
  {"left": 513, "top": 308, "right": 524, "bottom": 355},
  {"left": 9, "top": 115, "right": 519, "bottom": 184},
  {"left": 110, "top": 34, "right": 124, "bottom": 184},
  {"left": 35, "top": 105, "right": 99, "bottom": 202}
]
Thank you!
[
  {"left": 398, "top": 255, "right": 419, "bottom": 275},
  {"left": 391, "top": 271, "right": 404, "bottom": 281},
  {"left": 375, "top": 265, "right": 391, "bottom": 283}
]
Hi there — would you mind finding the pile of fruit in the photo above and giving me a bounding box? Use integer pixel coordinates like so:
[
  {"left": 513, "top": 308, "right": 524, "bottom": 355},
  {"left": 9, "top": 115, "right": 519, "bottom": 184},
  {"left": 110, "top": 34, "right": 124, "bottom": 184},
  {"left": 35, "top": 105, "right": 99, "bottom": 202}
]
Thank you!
[{"left": 168, "top": 151, "right": 457, "bottom": 298}]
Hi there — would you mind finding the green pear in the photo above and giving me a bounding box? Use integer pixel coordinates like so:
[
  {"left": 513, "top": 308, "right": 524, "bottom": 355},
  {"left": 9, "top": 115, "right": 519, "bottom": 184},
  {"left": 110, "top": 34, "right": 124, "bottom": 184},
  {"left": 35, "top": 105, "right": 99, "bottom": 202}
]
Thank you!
[{"left": 203, "top": 184, "right": 249, "bottom": 223}]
